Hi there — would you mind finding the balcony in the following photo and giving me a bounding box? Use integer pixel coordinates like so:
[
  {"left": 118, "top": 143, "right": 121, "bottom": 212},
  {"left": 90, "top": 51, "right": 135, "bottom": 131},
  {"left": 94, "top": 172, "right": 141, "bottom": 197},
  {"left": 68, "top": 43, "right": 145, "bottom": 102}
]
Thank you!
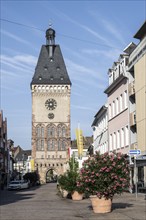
[
  {"left": 130, "top": 111, "right": 136, "bottom": 127},
  {"left": 129, "top": 81, "right": 135, "bottom": 97}
]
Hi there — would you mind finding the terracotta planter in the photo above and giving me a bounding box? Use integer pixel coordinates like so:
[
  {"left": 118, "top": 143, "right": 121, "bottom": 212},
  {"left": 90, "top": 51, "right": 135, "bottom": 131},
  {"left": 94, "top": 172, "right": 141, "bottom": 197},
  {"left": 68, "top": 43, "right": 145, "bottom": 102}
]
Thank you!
[
  {"left": 90, "top": 195, "right": 112, "bottom": 213},
  {"left": 71, "top": 191, "right": 83, "bottom": 201}
]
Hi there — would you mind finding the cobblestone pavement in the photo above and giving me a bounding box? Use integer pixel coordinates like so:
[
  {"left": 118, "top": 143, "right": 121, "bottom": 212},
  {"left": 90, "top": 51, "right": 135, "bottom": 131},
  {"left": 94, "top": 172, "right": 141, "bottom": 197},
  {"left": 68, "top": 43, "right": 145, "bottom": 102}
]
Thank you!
[{"left": 0, "top": 183, "right": 146, "bottom": 220}]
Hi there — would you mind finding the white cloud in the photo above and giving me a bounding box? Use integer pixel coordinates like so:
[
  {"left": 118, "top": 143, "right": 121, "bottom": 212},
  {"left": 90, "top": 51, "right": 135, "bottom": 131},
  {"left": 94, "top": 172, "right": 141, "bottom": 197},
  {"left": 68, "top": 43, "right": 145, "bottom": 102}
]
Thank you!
[
  {"left": 12, "top": 55, "right": 37, "bottom": 65},
  {"left": 82, "top": 48, "right": 122, "bottom": 61},
  {"left": 101, "top": 19, "right": 126, "bottom": 45},
  {"left": 77, "top": 24, "right": 112, "bottom": 47},
  {"left": 1, "top": 69, "right": 19, "bottom": 77},
  {"left": 71, "top": 92, "right": 83, "bottom": 97},
  {"left": 71, "top": 104, "right": 97, "bottom": 111},
  {"left": 1, "top": 30, "right": 31, "bottom": 45},
  {"left": 1, "top": 54, "right": 37, "bottom": 74},
  {"left": 72, "top": 82, "right": 88, "bottom": 90},
  {"left": 53, "top": 10, "right": 114, "bottom": 48},
  {"left": 66, "top": 58, "right": 105, "bottom": 81},
  {"left": 1, "top": 84, "right": 29, "bottom": 94}
]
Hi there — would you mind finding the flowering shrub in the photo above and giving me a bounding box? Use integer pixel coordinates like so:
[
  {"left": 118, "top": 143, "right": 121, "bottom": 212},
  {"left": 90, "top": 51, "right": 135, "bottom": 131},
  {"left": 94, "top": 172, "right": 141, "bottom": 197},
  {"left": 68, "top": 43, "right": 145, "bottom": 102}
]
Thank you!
[{"left": 79, "top": 151, "right": 130, "bottom": 199}]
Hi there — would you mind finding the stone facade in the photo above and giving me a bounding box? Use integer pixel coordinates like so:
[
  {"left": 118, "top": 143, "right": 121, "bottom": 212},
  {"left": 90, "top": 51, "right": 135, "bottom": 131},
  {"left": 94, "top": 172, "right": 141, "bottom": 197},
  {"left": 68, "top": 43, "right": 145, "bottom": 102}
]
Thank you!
[{"left": 31, "top": 85, "right": 71, "bottom": 183}]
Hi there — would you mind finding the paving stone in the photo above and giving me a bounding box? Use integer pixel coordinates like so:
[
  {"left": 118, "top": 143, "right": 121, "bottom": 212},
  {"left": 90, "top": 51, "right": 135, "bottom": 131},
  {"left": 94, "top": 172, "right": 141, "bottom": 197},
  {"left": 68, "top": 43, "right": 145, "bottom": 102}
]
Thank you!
[{"left": 0, "top": 183, "right": 145, "bottom": 220}]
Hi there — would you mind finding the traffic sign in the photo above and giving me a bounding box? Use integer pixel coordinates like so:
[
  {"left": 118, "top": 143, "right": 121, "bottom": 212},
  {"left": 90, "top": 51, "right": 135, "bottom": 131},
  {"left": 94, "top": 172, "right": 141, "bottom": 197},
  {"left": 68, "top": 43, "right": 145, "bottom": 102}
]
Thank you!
[{"left": 129, "top": 149, "right": 141, "bottom": 155}]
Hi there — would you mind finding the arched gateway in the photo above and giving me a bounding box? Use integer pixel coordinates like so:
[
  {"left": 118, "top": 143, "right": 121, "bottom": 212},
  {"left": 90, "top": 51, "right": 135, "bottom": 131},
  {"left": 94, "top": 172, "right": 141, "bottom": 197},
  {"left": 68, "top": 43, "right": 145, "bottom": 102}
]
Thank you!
[{"left": 46, "top": 168, "right": 57, "bottom": 183}]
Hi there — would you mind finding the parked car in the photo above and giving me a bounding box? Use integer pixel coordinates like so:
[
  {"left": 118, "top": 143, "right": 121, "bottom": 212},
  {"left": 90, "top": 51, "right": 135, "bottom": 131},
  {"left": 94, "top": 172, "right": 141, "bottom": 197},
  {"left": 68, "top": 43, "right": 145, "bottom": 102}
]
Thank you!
[{"left": 7, "top": 180, "right": 29, "bottom": 190}]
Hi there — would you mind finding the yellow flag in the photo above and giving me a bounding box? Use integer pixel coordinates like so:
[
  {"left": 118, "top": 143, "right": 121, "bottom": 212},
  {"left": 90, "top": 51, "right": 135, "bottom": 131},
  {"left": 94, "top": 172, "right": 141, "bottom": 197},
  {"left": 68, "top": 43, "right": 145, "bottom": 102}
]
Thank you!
[
  {"left": 30, "top": 159, "right": 35, "bottom": 171},
  {"left": 75, "top": 128, "right": 84, "bottom": 159}
]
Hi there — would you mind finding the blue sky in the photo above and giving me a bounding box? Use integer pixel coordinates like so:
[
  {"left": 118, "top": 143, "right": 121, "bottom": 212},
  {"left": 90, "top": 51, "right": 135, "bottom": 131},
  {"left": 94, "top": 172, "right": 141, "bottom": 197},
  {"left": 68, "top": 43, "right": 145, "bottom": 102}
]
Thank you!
[{"left": 1, "top": 0, "right": 145, "bottom": 149}]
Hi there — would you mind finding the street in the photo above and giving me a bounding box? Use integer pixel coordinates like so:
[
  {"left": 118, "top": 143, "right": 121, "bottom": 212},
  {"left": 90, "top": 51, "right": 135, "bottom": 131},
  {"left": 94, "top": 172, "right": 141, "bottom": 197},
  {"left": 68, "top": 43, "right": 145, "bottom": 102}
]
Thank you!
[{"left": 0, "top": 183, "right": 146, "bottom": 220}]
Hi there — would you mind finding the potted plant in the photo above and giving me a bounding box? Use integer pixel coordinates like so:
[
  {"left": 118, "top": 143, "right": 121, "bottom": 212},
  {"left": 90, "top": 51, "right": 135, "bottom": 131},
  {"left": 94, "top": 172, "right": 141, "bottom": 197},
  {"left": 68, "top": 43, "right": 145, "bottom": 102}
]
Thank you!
[
  {"left": 79, "top": 151, "right": 130, "bottom": 213},
  {"left": 57, "top": 156, "right": 84, "bottom": 200},
  {"left": 57, "top": 174, "right": 69, "bottom": 198}
]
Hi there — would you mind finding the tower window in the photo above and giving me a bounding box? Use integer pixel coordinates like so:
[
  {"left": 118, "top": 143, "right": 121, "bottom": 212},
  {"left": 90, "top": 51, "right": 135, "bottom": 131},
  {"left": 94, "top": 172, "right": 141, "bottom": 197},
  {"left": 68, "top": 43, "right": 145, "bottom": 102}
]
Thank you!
[
  {"left": 36, "top": 126, "right": 44, "bottom": 138},
  {"left": 41, "top": 140, "right": 44, "bottom": 150},
  {"left": 62, "top": 140, "right": 66, "bottom": 150},
  {"left": 47, "top": 139, "right": 56, "bottom": 151},
  {"left": 57, "top": 124, "right": 66, "bottom": 137},
  {"left": 58, "top": 140, "right": 66, "bottom": 151},
  {"left": 58, "top": 126, "right": 62, "bottom": 137},
  {"left": 62, "top": 126, "right": 66, "bottom": 137},
  {"left": 48, "top": 126, "right": 56, "bottom": 137}
]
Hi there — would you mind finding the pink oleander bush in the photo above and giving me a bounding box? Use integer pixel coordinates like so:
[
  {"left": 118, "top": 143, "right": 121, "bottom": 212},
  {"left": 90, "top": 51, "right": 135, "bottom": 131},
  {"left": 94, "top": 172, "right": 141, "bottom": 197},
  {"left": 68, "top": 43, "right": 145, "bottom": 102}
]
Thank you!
[{"left": 77, "top": 151, "right": 130, "bottom": 199}]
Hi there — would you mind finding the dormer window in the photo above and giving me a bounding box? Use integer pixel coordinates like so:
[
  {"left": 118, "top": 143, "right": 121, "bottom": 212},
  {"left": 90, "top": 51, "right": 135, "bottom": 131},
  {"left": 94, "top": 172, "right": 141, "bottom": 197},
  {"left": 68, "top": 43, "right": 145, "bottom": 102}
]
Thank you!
[
  {"left": 44, "top": 66, "right": 48, "bottom": 71},
  {"left": 39, "top": 76, "right": 42, "bottom": 80},
  {"left": 50, "top": 58, "right": 54, "bottom": 62},
  {"left": 56, "top": 66, "right": 60, "bottom": 71},
  {"left": 50, "top": 76, "right": 53, "bottom": 80},
  {"left": 60, "top": 76, "right": 64, "bottom": 80}
]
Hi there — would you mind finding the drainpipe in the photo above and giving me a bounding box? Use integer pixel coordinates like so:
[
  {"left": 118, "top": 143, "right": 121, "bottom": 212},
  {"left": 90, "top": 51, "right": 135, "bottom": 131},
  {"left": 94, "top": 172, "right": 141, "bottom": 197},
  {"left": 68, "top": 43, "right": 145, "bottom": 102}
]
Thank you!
[{"left": 127, "top": 69, "right": 133, "bottom": 193}]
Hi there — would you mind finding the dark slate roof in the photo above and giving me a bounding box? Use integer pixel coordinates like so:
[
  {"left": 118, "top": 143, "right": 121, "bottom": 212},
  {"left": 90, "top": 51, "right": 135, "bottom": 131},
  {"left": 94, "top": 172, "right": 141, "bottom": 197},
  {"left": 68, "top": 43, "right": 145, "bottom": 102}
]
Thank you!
[
  {"left": 134, "top": 21, "right": 146, "bottom": 40},
  {"left": 31, "top": 45, "right": 71, "bottom": 85},
  {"left": 92, "top": 105, "right": 107, "bottom": 126},
  {"left": 14, "top": 150, "right": 31, "bottom": 162}
]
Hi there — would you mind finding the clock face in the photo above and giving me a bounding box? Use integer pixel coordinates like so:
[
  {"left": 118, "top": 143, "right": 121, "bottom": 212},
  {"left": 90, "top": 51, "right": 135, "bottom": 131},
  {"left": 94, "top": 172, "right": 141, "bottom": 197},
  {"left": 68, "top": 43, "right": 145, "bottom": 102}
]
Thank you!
[
  {"left": 48, "top": 113, "right": 54, "bottom": 119},
  {"left": 45, "top": 99, "right": 57, "bottom": 110}
]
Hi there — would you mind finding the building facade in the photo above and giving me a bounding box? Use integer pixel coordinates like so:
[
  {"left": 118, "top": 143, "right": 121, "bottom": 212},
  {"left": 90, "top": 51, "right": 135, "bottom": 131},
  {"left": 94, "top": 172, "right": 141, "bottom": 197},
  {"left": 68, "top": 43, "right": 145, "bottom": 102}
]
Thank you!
[
  {"left": 0, "top": 110, "right": 8, "bottom": 187},
  {"left": 13, "top": 148, "right": 31, "bottom": 175},
  {"left": 31, "top": 27, "right": 71, "bottom": 183},
  {"left": 91, "top": 105, "right": 108, "bottom": 154},
  {"left": 92, "top": 21, "right": 146, "bottom": 191},
  {"left": 127, "top": 21, "right": 146, "bottom": 187},
  {"left": 104, "top": 54, "right": 130, "bottom": 155},
  {"left": 0, "top": 111, "right": 15, "bottom": 187}
]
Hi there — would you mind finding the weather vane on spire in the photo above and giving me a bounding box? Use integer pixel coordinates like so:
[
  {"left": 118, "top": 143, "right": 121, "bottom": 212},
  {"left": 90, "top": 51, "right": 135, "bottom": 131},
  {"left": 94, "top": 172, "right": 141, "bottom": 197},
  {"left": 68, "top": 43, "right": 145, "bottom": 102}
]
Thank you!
[{"left": 49, "top": 20, "right": 52, "bottom": 28}]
